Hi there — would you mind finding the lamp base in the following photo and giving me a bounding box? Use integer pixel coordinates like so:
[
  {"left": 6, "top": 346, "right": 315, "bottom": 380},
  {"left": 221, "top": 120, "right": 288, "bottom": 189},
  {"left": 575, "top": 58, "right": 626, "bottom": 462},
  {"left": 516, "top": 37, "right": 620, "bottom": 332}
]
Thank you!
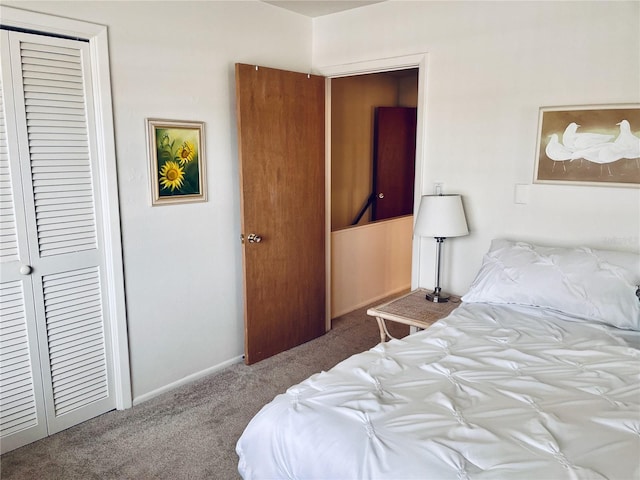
[{"left": 426, "top": 290, "right": 450, "bottom": 303}]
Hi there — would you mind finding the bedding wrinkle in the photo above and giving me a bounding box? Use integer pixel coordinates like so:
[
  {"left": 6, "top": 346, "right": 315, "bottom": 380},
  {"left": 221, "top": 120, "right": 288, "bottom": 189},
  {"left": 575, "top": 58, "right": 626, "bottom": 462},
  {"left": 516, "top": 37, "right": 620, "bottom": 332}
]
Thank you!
[
  {"left": 504, "top": 420, "right": 588, "bottom": 475},
  {"left": 421, "top": 439, "right": 486, "bottom": 480}
]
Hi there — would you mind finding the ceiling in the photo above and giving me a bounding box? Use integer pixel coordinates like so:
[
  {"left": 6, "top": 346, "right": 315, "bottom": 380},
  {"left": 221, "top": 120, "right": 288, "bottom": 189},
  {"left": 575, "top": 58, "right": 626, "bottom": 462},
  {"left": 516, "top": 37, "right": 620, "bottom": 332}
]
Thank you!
[{"left": 264, "top": 1, "right": 385, "bottom": 18}]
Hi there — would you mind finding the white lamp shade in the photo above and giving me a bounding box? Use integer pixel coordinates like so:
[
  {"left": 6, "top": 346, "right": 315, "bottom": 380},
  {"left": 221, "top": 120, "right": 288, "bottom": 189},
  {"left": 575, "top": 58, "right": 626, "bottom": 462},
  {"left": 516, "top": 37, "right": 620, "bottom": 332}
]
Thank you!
[{"left": 414, "top": 194, "right": 469, "bottom": 238}]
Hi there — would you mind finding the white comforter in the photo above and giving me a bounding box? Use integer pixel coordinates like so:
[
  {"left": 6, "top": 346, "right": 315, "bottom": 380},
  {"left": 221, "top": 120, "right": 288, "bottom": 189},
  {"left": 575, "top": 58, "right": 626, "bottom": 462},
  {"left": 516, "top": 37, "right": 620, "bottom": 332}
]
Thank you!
[{"left": 236, "top": 303, "right": 640, "bottom": 479}]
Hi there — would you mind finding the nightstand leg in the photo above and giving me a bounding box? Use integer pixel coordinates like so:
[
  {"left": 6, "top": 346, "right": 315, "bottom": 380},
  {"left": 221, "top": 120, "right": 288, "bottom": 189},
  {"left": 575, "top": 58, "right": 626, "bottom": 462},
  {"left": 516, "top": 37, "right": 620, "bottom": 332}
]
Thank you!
[{"left": 376, "top": 317, "right": 386, "bottom": 343}]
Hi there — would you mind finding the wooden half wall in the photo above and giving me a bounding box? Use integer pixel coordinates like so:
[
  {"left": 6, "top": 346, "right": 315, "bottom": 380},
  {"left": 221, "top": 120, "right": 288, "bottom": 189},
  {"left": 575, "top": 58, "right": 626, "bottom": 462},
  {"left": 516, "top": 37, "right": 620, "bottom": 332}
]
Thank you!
[{"left": 331, "top": 215, "right": 413, "bottom": 318}]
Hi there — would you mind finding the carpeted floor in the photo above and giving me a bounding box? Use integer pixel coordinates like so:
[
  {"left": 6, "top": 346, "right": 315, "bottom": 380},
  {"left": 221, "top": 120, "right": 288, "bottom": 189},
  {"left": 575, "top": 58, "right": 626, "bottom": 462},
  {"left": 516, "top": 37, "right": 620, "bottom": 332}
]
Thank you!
[{"left": 1, "top": 297, "right": 409, "bottom": 480}]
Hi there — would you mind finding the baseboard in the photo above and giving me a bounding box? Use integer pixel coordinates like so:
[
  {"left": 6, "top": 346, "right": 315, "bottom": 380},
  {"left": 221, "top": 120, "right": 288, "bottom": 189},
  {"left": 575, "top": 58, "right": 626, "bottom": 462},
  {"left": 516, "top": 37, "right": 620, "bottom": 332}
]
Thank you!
[
  {"left": 331, "top": 284, "right": 411, "bottom": 319},
  {"left": 132, "top": 355, "right": 244, "bottom": 406}
]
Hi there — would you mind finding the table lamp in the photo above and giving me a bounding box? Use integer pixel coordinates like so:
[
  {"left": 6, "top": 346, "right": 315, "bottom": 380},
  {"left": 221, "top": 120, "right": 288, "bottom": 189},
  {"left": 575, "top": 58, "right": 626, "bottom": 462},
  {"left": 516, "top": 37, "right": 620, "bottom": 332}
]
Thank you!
[{"left": 414, "top": 194, "right": 469, "bottom": 302}]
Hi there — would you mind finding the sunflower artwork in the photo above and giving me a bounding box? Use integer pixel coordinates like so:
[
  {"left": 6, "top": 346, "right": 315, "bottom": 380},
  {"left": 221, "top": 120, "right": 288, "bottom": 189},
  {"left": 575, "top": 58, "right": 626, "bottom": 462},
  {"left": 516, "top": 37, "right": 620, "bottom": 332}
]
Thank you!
[{"left": 147, "top": 119, "right": 206, "bottom": 205}]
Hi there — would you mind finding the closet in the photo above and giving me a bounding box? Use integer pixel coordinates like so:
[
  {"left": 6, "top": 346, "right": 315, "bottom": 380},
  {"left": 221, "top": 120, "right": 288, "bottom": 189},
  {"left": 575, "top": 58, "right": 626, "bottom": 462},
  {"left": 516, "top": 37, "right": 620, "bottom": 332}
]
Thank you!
[{"left": 0, "top": 28, "right": 120, "bottom": 453}]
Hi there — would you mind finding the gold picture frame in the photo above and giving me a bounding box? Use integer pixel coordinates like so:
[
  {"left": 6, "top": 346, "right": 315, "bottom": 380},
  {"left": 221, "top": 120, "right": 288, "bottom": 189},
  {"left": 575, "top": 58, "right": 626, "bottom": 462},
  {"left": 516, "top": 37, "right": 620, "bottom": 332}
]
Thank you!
[
  {"left": 146, "top": 118, "right": 207, "bottom": 205},
  {"left": 534, "top": 104, "right": 640, "bottom": 187}
]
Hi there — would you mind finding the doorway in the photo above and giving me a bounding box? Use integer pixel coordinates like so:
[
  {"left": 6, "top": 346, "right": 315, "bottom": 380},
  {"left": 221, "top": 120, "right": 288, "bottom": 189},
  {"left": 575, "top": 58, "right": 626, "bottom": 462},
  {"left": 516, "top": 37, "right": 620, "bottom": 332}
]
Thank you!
[
  {"left": 330, "top": 70, "right": 418, "bottom": 230},
  {"left": 322, "top": 55, "right": 426, "bottom": 320},
  {"left": 235, "top": 54, "right": 428, "bottom": 338}
]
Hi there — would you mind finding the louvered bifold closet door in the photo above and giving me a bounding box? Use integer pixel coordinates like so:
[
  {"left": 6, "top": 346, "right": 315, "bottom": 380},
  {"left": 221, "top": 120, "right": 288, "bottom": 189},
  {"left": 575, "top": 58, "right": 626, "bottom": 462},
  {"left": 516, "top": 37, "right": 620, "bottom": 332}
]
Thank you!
[
  {"left": 0, "top": 30, "right": 49, "bottom": 454},
  {"left": 5, "top": 31, "right": 116, "bottom": 436}
]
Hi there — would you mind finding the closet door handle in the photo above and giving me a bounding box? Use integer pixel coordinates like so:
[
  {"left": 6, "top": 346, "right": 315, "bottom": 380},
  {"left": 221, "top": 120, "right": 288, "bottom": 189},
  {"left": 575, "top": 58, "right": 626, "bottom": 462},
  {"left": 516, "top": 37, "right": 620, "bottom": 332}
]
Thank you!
[{"left": 20, "top": 265, "right": 33, "bottom": 275}]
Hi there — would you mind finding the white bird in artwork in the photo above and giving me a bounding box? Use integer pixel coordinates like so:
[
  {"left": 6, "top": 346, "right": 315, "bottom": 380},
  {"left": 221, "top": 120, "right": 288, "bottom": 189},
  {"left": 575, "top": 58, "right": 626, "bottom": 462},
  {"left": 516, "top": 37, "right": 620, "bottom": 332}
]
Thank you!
[
  {"left": 546, "top": 134, "right": 573, "bottom": 160},
  {"left": 571, "top": 145, "right": 604, "bottom": 163},
  {"left": 587, "top": 119, "right": 640, "bottom": 170},
  {"left": 613, "top": 119, "right": 640, "bottom": 159},
  {"left": 545, "top": 134, "right": 573, "bottom": 171},
  {"left": 571, "top": 144, "right": 616, "bottom": 176},
  {"left": 562, "top": 122, "right": 614, "bottom": 150}
]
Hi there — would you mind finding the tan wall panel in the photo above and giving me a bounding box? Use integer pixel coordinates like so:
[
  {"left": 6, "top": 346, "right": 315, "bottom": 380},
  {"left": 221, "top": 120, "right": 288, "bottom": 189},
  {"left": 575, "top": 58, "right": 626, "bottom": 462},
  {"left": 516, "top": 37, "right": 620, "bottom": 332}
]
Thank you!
[{"left": 331, "top": 215, "right": 413, "bottom": 318}]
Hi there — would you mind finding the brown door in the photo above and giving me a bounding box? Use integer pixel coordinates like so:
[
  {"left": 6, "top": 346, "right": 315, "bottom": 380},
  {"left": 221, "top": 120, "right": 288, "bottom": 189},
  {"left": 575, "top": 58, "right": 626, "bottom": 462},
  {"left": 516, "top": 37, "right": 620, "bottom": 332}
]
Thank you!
[
  {"left": 372, "top": 107, "right": 417, "bottom": 221},
  {"left": 235, "top": 64, "right": 326, "bottom": 364}
]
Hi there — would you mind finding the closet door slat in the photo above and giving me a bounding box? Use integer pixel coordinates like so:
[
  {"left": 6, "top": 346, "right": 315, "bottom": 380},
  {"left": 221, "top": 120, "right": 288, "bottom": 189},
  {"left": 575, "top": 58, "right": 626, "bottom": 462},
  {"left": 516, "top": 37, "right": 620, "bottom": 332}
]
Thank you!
[
  {"left": 19, "top": 41, "right": 99, "bottom": 258},
  {"left": 42, "top": 267, "right": 109, "bottom": 417},
  {"left": 0, "top": 281, "right": 41, "bottom": 438},
  {"left": 0, "top": 79, "right": 20, "bottom": 264}
]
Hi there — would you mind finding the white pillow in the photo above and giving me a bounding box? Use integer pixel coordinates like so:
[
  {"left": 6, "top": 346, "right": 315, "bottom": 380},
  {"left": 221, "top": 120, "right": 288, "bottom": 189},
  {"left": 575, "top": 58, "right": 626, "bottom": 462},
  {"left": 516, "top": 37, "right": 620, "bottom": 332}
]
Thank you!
[{"left": 462, "top": 239, "right": 640, "bottom": 330}]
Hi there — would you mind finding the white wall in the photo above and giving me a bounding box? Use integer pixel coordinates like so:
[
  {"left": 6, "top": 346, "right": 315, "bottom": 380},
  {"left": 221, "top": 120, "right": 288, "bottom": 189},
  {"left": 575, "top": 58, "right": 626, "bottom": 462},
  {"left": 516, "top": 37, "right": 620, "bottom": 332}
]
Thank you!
[
  {"left": 314, "top": 1, "right": 640, "bottom": 296},
  {"left": 6, "top": 0, "right": 312, "bottom": 402}
]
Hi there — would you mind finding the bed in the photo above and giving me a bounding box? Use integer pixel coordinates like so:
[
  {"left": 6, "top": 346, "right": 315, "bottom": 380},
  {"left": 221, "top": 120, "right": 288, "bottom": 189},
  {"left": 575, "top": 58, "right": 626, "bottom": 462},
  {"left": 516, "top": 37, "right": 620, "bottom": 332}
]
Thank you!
[{"left": 236, "top": 239, "right": 640, "bottom": 479}]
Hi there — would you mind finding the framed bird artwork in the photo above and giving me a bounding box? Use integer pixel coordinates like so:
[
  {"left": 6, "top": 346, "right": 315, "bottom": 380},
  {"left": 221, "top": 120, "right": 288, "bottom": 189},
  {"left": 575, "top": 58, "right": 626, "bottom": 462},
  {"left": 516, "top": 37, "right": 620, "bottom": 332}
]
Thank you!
[{"left": 534, "top": 104, "right": 640, "bottom": 187}]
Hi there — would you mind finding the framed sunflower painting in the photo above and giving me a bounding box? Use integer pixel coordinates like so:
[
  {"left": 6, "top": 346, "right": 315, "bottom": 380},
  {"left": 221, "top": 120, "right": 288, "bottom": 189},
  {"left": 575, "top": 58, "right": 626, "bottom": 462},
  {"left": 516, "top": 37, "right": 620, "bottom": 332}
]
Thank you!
[{"left": 147, "top": 119, "right": 207, "bottom": 205}]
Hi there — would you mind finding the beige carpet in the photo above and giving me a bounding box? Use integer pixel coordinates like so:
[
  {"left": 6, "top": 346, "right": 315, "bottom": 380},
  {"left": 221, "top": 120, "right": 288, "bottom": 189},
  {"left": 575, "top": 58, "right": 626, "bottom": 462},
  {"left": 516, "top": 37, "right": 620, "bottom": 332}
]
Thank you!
[{"left": 1, "top": 298, "right": 409, "bottom": 479}]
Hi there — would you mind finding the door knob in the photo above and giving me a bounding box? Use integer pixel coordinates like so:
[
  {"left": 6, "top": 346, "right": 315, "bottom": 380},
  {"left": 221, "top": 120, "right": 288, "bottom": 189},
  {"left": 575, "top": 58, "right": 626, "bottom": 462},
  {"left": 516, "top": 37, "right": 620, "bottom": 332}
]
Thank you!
[
  {"left": 378, "top": 193, "right": 384, "bottom": 199},
  {"left": 20, "top": 265, "right": 33, "bottom": 275},
  {"left": 247, "top": 233, "right": 262, "bottom": 243}
]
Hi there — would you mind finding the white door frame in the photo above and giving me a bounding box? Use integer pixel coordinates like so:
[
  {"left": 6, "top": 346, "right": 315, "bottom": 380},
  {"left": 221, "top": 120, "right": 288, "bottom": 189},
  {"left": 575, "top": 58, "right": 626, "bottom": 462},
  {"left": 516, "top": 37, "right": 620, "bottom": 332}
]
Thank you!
[
  {"left": 1, "top": 5, "right": 132, "bottom": 409},
  {"left": 315, "top": 53, "right": 428, "bottom": 329}
]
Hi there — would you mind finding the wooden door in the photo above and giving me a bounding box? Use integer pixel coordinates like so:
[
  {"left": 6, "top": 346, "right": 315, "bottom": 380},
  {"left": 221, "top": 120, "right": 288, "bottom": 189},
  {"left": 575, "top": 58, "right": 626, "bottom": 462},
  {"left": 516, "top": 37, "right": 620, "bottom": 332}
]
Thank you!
[
  {"left": 235, "top": 64, "right": 326, "bottom": 364},
  {"left": 372, "top": 107, "right": 417, "bottom": 221}
]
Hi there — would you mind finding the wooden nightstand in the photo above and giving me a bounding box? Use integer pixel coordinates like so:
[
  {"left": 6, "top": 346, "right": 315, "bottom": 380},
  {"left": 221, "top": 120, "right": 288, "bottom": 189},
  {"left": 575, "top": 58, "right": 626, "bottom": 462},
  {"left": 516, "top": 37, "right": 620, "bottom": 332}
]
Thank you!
[{"left": 367, "top": 289, "right": 461, "bottom": 342}]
